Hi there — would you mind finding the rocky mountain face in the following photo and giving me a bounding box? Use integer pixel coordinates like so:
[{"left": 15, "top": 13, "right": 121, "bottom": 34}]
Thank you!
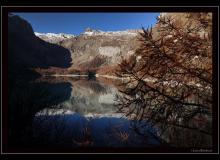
[
  {"left": 8, "top": 14, "right": 72, "bottom": 77},
  {"left": 35, "top": 28, "right": 141, "bottom": 75}
]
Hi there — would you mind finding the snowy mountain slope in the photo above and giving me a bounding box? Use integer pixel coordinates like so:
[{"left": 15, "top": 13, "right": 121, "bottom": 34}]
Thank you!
[
  {"left": 35, "top": 32, "right": 75, "bottom": 44},
  {"left": 82, "top": 28, "right": 139, "bottom": 37}
]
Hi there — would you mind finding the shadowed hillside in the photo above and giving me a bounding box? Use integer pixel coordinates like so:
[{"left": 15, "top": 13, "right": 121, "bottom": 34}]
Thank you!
[
  {"left": 8, "top": 14, "right": 72, "bottom": 77},
  {"left": 7, "top": 14, "right": 73, "bottom": 149}
]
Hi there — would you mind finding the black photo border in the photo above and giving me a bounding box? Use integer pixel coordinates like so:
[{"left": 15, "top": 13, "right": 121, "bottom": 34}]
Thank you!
[{"left": 1, "top": 6, "right": 219, "bottom": 154}]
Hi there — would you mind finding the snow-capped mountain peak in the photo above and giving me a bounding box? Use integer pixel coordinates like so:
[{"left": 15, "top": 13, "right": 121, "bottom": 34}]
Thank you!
[
  {"left": 34, "top": 32, "right": 75, "bottom": 43},
  {"left": 35, "top": 32, "right": 75, "bottom": 38},
  {"left": 82, "top": 28, "right": 139, "bottom": 37}
]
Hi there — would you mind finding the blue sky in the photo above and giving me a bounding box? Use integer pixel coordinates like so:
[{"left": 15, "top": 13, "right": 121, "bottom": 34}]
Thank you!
[{"left": 14, "top": 13, "right": 160, "bottom": 35}]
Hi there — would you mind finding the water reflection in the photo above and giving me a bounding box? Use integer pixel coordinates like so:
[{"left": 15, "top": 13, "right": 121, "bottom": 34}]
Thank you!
[
  {"left": 8, "top": 79, "right": 72, "bottom": 146},
  {"left": 32, "top": 76, "right": 161, "bottom": 147}
]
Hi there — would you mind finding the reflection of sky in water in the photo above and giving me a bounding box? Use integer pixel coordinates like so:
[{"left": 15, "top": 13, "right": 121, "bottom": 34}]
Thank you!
[{"left": 33, "top": 77, "right": 160, "bottom": 147}]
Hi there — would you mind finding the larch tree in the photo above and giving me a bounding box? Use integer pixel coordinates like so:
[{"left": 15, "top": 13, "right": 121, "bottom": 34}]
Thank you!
[{"left": 115, "top": 13, "right": 212, "bottom": 146}]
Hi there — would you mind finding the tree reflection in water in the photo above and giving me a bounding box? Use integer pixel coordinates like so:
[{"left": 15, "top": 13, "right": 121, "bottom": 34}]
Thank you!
[{"left": 31, "top": 76, "right": 162, "bottom": 148}]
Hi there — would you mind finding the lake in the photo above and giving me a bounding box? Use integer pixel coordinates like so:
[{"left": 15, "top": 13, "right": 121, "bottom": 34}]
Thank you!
[
  {"left": 8, "top": 74, "right": 212, "bottom": 151},
  {"left": 30, "top": 76, "right": 161, "bottom": 148}
]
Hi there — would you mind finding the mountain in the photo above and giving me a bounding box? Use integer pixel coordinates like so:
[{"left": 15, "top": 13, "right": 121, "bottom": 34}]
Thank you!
[
  {"left": 9, "top": 13, "right": 211, "bottom": 77},
  {"left": 8, "top": 14, "right": 72, "bottom": 77},
  {"left": 34, "top": 32, "right": 75, "bottom": 44},
  {"left": 35, "top": 28, "right": 142, "bottom": 75}
]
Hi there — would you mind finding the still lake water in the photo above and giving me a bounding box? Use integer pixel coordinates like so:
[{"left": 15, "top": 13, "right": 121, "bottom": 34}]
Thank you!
[{"left": 32, "top": 76, "right": 161, "bottom": 147}]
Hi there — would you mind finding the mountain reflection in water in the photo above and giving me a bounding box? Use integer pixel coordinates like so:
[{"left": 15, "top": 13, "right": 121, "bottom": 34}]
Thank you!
[{"left": 32, "top": 76, "right": 161, "bottom": 147}]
